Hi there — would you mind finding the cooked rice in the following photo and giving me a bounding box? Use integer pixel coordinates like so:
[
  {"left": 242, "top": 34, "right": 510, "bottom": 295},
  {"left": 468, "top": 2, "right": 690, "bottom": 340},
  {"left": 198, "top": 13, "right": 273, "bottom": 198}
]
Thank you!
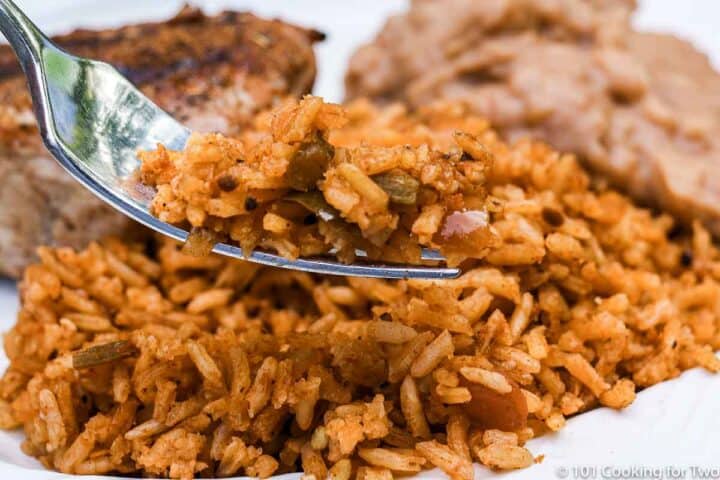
[
  {"left": 140, "top": 96, "right": 497, "bottom": 266},
  {"left": 1, "top": 99, "right": 719, "bottom": 479}
]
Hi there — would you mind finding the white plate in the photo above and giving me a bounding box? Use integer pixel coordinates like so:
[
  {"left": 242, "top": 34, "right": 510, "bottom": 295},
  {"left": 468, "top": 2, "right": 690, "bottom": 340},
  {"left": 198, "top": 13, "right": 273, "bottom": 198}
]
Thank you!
[{"left": 1, "top": 1, "right": 719, "bottom": 478}]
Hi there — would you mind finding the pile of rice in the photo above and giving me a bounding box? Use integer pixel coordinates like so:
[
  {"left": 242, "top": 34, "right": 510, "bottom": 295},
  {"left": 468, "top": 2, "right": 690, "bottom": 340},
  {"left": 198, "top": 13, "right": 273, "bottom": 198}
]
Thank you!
[
  {"left": 140, "top": 96, "right": 496, "bottom": 266},
  {"left": 1, "top": 100, "right": 719, "bottom": 479}
]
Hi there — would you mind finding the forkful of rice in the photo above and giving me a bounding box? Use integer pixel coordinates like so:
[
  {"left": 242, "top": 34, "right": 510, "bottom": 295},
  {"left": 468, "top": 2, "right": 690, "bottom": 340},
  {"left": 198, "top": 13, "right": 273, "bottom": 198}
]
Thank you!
[
  {"left": 1, "top": 0, "right": 496, "bottom": 279},
  {"left": 138, "top": 95, "right": 504, "bottom": 280}
]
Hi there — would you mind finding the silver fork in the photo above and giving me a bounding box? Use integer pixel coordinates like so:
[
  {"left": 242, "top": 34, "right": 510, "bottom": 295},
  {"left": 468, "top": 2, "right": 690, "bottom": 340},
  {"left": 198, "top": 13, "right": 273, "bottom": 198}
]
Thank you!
[{"left": 0, "top": 0, "right": 459, "bottom": 279}]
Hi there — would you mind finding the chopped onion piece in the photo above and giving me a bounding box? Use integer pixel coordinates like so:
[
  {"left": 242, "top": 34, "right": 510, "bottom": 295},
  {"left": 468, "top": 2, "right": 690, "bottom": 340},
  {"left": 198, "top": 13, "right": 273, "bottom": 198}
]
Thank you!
[{"left": 441, "top": 210, "right": 490, "bottom": 239}]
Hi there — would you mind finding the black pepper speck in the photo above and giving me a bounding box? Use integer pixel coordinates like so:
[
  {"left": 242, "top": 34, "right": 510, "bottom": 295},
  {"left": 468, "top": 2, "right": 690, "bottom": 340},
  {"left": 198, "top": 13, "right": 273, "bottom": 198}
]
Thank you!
[
  {"left": 680, "top": 250, "right": 693, "bottom": 267},
  {"left": 244, "top": 196, "right": 258, "bottom": 211}
]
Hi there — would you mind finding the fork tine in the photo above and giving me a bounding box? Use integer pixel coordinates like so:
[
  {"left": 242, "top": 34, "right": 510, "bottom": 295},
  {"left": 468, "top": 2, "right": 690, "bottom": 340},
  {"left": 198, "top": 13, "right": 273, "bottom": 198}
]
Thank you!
[{"left": 213, "top": 243, "right": 460, "bottom": 280}]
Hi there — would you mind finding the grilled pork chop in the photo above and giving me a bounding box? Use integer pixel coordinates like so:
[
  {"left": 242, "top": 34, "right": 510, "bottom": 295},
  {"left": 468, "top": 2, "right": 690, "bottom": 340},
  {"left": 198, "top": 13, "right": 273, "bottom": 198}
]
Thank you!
[
  {"left": 0, "top": 6, "right": 321, "bottom": 277},
  {"left": 346, "top": 0, "right": 720, "bottom": 235}
]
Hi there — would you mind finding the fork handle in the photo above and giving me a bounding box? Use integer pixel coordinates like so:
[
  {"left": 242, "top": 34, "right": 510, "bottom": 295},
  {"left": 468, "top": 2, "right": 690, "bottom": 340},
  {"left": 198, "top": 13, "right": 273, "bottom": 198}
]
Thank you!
[{"left": 0, "top": 0, "right": 52, "bottom": 76}]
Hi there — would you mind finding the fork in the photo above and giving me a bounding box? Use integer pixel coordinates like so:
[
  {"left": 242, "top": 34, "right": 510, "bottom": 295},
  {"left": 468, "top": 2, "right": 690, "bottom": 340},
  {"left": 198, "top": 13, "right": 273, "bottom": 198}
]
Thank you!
[{"left": 0, "top": 0, "right": 459, "bottom": 279}]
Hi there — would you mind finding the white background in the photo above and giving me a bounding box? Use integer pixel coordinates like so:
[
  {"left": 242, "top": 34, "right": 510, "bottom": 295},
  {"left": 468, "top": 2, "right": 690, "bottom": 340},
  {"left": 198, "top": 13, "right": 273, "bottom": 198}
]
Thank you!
[{"left": 0, "top": 1, "right": 719, "bottom": 478}]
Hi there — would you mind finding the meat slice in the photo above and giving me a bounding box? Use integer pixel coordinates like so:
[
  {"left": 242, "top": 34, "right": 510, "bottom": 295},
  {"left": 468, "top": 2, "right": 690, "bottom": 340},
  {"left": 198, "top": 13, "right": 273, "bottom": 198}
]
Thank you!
[
  {"left": 346, "top": 0, "right": 720, "bottom": 235},
  {"left": 0, "top": 6, "right": 321, "bottom": 277}
]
